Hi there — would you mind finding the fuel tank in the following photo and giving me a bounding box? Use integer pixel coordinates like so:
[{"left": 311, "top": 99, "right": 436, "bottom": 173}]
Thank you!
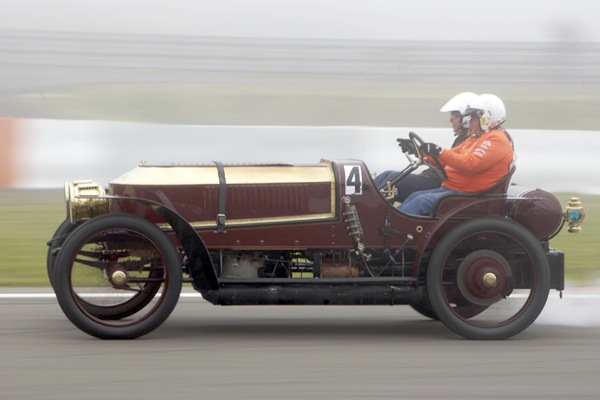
[{"left": 506, "top": 185, "right": 563, "bottom": 239}]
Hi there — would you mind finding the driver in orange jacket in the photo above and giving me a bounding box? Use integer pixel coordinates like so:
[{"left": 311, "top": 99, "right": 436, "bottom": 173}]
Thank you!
[
  {"left": 374, "top": 92, "right": 477, "bottom": 201},
  {"left": 399, "top": 94, "right": 514, "bottom": 216}
]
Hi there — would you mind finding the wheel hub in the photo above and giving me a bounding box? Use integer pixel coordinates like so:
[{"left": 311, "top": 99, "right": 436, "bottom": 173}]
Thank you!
[
  {"left": 457, "top": 250, "right": 512, "bottom": 306},
  {"left": 108, "top": 268, "right": 128, "bottom": 287},
  {"left": 482, "top": 272, "right": 498, "bottom": 287}
]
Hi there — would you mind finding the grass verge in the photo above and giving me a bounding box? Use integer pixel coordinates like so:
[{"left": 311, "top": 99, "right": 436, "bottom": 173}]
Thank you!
[{"left": 0, "top": 189, "right": 596, "bottom": 286}]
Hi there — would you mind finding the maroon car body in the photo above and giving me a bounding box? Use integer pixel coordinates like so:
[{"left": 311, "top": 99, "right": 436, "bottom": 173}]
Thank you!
[{"left": 48, "top": 140, "right": 584, "bottom": 340}]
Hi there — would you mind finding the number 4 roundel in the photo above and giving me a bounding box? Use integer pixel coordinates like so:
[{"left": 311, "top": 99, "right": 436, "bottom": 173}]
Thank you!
[{"left": 344, "top": 165, "right": 362, "bottom": 195}]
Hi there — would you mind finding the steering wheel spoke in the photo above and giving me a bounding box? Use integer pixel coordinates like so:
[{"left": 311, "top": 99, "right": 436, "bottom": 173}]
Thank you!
[{"left": 408, "top": 131, "right": 447, "bottom": 180}]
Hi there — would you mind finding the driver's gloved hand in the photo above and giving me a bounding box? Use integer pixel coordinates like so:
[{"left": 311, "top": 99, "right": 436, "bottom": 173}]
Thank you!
[
  {"left": 421, "top": 143, "right": 442, "bottom": 157},
  {"left": 397, "top": 138, "right": 417, "bottom": 155}
]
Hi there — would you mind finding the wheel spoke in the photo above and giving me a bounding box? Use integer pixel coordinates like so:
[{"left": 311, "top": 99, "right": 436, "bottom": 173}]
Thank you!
[
  {"left": 71, "top": 229, "right": 165, "bottom": 313},
  {"left": 427, "top": 218, "right": 550, "bottom": 339},
  {"left": 53, "top": 214, "right": 182, "bottom": 339},
  {"left": 441, "top": 236, "right": 534, "bottom": 326}
]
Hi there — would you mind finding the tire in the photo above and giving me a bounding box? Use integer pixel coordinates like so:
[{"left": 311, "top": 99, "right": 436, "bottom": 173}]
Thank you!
[
  {"left": 49, "top": 219, "right": 163, "bottom": 321},
  {"left": 410, "top": 287, "right": 438, "bottom": 320},
  {"left": 410, "top": 302, "right": 439, "bottom": 320},
  {"left": 426, "top": 217, "right": 550, "bottom": 340},
  {"left": 47, "top": 219, "right": 77, "bottom": 289},
  {"left": 411, "top": 287, "right": 485, "bottom": 321},
  {"left": 53, "top": 214, "right": 183, "bottom": 339}
]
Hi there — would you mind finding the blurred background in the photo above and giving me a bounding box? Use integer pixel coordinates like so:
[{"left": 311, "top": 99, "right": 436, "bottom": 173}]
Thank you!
[
  {"left": 0, "top": 0, "right": 599, "bottom": 286},
  {"left": 0, "top": 0, "right": 599, "bottom": 191}
]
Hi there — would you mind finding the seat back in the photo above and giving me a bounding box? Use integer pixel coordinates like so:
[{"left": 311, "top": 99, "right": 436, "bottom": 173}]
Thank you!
[{"left": 431, "top": 165, "right": 516, "bottom": 218}]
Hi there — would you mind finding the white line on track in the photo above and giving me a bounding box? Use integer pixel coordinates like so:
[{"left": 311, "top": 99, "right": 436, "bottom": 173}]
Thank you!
[
  {"left": 0, "top": 292, "right": 204, "bottom": 299},
  {"left": 1, "top": 292, "right": 599, "bottom": 300}
]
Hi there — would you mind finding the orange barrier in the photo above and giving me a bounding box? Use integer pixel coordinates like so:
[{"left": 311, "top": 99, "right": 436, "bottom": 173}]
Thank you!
[{"left": 0, "top": 119, "right": 16, "bottom": 187}]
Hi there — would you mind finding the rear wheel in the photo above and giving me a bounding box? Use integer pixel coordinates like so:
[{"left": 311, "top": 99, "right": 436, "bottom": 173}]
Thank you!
[
  {"left": 53, "top": 214, "right": 182, "bottom": 339},
  {"left": 411, "top": 287, "right": 486, "bottom": 321},
  {"left": 426, "top": 218, "right": 550, "bottom": 340},
  {"left": 410, "top": 288, "right": 438, "bottom": 320}
]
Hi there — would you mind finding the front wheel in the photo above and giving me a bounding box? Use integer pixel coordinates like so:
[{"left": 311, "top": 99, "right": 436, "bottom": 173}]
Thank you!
[
  {"left": 426, "top": 218, "right": 550, "bottom": 340},
  {"left": 47, "top": 219, "right": 78, "bottom": 289},
  {"left": 53, "top": 214, "right": 183, "bottom": 339}
]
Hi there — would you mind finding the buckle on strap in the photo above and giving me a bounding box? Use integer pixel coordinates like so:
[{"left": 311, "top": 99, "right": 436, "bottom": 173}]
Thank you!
[
  {"left": 213, "top": 161, "right": 227, "bottom": 234},
  {"left": 216, "top": 213, "right": 226, "bottom": 234}
]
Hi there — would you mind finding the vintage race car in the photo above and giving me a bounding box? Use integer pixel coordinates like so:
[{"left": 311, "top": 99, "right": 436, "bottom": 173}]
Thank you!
[{"left": 47, "top": 132, "right": 584, "bottom": 340}]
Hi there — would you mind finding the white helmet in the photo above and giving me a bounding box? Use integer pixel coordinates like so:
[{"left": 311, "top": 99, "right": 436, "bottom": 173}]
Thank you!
[
  {"left": 464, "top": 94, "right": 506, "bottom": 132},
  {"left": 440, "top": 92, "right": 477, "bottom": 128}
]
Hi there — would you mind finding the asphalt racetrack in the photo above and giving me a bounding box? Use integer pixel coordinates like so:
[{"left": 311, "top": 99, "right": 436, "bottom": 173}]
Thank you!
[{"left": 1, "top": 288, "right": 600, "bottom": 399}]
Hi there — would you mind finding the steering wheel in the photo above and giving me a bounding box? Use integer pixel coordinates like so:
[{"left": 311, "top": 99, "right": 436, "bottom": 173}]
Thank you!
[{"left": 408, "top": 131, "right": 447, "bottom": 180}]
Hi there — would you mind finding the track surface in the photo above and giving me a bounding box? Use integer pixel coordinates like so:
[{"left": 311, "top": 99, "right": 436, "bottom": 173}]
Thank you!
[{"left": 2, "top": 288, "right": 599, "bottom": 399}]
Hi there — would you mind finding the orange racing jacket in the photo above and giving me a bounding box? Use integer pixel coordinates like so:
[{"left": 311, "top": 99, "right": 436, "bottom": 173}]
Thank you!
[{"left": 437, "top": 128, "right": 514, "bottom": 193}]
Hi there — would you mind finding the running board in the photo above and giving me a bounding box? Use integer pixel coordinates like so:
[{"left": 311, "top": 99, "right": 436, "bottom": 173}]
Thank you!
[
  {"left": 218, "top": 276, "right": 417, "bottom": 286},
  {"left": 200, "top": 277, "right": 418, "bottom": 306}
]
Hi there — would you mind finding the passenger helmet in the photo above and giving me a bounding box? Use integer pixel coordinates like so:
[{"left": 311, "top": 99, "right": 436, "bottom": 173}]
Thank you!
[
  {"left": 464, "top": 93, "right": 507, "bottom": 132},
  {"left": 440, "top": 92, "right": 478, "bottom": 129}
]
